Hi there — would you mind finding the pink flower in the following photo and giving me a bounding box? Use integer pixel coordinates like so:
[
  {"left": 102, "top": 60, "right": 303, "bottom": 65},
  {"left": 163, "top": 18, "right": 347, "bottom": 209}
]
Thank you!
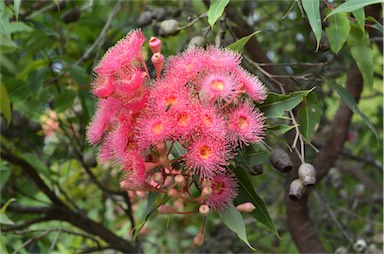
[
  {"left": 91, "top": 74, "right": 116, "bottom": 98},
  {"left": 235, "top": 68, "right": 266, "bottom": 103},
  {"left": 197, "top": 106, "right": 227, "bottom": 139},
  {"left": 120, "top": 153, "right": 153, "bottom": 191},
  {"left": 86, "top": 100, "right": 113, "bottom": 145},
  {"left": 98, "top": 133, "right": 115, "bottom": 165},
  {"left": 135, "top": 112, "right": 174, "bottom": 151},
  {"left": 199, "top": 72, "right": 237, "bottom": 103},
  {"left": 113, "top": 66, "right": 146, "bottom": 98},
  {"left": 205, "top": 173, "right": 238, "bottom": 211},
  {"left": 184, "top": 135, "right": 231, "bottom": 179},
  {"left": 94, "top": 29, "right": 146, "bottom": 75},
  {"left": 206, "top": 46, "right": 241, "bottom": 72},
  {"left": 173, "top": 102, "right": 201, "bottom": 139},
  {"left": 226, "top": 101, "right": 265, "bottom": 146}
]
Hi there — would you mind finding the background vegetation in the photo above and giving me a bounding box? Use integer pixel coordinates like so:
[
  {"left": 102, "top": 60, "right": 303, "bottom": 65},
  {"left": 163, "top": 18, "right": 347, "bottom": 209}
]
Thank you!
[{"left": 0, "top": 0, "right": 382, "bottom": 253}]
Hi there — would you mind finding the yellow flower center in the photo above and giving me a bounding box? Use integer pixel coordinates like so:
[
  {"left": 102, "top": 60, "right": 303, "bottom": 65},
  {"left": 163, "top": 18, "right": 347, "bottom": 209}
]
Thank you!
[
  {"left": 152, "top": 122, "right": 164, "bottom": 134},
  {"left": 211, "top": 80, "right": 224, "bottom": 91},
  {"left": 166, "top": 96, "right": 177, "bottom": 106},
  {"left": 237, "top": 116, "right": 248, "bottom": 129},
  {"left": 178, "top": 114, "right": 190, "bottom": 127},
  {"left": 199, "top": 145, "right": 212, "bottom": 159},
  {"left": 213, "top": 181, "right": 224, "bottom": 194},
  {"left": 203, "top": 114, "right": 212, "bottom": 126}
]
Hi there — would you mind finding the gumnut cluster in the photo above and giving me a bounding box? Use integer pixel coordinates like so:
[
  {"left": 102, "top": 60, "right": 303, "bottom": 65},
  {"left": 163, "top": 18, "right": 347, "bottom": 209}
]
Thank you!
[{"left": 87, "top": 29, "right": 266, "bottom": 243}]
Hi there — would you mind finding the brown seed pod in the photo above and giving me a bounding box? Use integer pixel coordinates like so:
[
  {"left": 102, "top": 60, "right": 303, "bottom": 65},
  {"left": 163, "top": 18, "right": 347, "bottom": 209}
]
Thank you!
[
  {"left": 298, "top": 163, "right": 317, "bottom": 186},
  {"left": 269, "top": 149, "right": 293, "bottom": 173},
  {"left": 51, "top": 0, "right": 66, "bottom": 12},
  {"left": 61, "top": 9, "right": 81, "bottom": 24},
  {"left": 250, "top": 164, "right": 263, "bottom": 176},
  {"left": 137, "top": 11, "right": 153, "bottom": 27},
  {"left": 289, "top": 178, "right": 306, "bottom": 201}
]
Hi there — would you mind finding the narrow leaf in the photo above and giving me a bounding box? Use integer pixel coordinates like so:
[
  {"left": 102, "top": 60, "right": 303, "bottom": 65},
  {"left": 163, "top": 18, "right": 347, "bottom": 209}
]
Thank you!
[
  {"left": 0, "top": 198, "right": 16, "bottom": 214},
  {"left": 325, "top": 78, "right": 379, "bottom": 140},
  {"left": 227, "top": 31, "right": 261, "bottom": 52},
  {"left": 347, "top": 24, "right": 373, "bottom": 89},
  {"left": 0, "top": 83, "right": 11, "bottom": 125},
  {"left": 366, "top": 16, "right": 383, "bottom": 33},
  {"left": 14, "top": 0, "right": 22, "bottom": 21},
  {"left": 298, "top": 92, "right": 321, "bottom": 139},
  {"left": 259, "top": 89, "right": 313, "bottom": 118},
  {"left": 326, "top": 0, "right": 384, "bottom": 19},
  {"left": 218, "top": 205, "right": 255, "bottom": 250},
  {"left": 302, "top": 0, "right": 322, "bottom": 51},
  {"left": 352, "top": 8, "right": 365, "bottom": 31},
  {"left": 325, "top": 12, "right": 350, "bottom": 53},
  {"left": 55, "top": 89, "right": 77, "bottom": 113},
  {"left": 207, "top": 0, "right": 230, "bottom": 27},
  {"left": 268, "top": 124, "right": 296, "bottom": 135},
  {"left": 234, "top": 167, "right": 280, "bottom": 237}
]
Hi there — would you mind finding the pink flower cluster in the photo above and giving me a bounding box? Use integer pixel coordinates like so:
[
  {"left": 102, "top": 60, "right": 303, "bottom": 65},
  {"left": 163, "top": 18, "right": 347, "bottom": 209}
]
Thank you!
[{"left": 87, "top": 30, "right": 266, "bottom": 215}]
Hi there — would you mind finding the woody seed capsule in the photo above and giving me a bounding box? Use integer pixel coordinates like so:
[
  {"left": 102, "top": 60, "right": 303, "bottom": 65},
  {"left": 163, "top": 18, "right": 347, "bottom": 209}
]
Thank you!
[
  {"left": 269, "top": 148, "right": 293, "bottom": 173},
  {"left": 289, "top": 178, "right": 306, "bottom": 201},
  {"left": 159, "top": 19, "right": 179, "bottom": 35},
  {"left": 298, "top": 163, "right": 317, "bottom": 186}
]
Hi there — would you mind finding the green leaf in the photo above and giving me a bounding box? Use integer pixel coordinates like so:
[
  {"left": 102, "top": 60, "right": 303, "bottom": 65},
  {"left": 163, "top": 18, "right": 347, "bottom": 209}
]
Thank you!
[
  {"left": 218, "top": 205, "right": 254, "bottom": 250},
  {"left": 0, "top": 198, "right": 16, "bottom": 214},
  {"left": 21, "top": 153, "right": 51, "bottom": 179},
  {"left": 352, "top": 8, "right": 365, "bottom": 31},
  {"left": 234, "top": 167, "right": 280, "bottom": 237},
  {"left": 227, "top": 31, "right": 261, "bottom": 52},
  {"left": 302, "top": 0, "right": 322, "bottom": 51},
  {"left": 207, "top": 0, "right": 230, "bottom": 27},
  {"left": 267, "top": 124, "right": 296, "bottom": 135},
  {"left": 366, "top": 16, "right": 383, "bottom": 33},
  {"left": 326, "top": 0, "right": 384, "bottom": 19},
  {"left": 325, "top": 12, "right": 350, "bottom": 53},
  {"left": 325, "top": 78, "right": 379, "bottom": 140},
  {"left": 347, "top": 24, "right": 373, "bottom": 88},
  {"left": 55, "top": 89, "right": 77, "bottom": 113},
  {"left": 235, "top": 144, "right": 271, "bottom": 172},
  {"left": 298, "top": 92, "right": 321, "bottom": 139},
  {"left": 0, "top": 214, "right": 14, "bottom": 225},
  {"left": 17, "top": 59, "right": 50, "bottom": 80},
  {"left": 14, "top": 0, "right": 22, "bottom": 21},
  {"left": 0, "top": 83, "right": 11, "bottom": 125},
  {"left": 259, "top": 89, "right": 313, "bottom": 118}
]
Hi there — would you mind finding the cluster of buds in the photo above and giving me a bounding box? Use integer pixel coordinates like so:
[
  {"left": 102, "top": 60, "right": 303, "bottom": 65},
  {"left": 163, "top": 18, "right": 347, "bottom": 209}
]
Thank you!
[{"left": 86, "top": 29, "right": 267, "bottom": 245}]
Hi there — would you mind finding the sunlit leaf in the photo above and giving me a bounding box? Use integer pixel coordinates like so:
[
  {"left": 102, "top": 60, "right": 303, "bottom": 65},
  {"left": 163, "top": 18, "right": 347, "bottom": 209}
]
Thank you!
[
  {"left": 325, "top": 12, "right": 350, "bottom": 53},
  {"left": 0, "top": 83, "right": 11, "bottom": 125},
  {"left": 234, "top": 167, "right": 280, "bottom": 237},
  {"left": 14, "top": 0, "right": 22, "bottom": 21},
  {"left": 298, "top": 92, "right": 321, "bottom": 139},
  {"left": 347, "top": 24, "right": 373, "bottom": 89},
  {"left": 227, "top": 31, "right": 261, "bottom": 52},
  {"left": 0, "top": 198, "right": 16, "bottom": 214},
  {"left": 207, "top": 0, "right": 230, "bottom": 27},
  {"left": 259, "top": 89, "right": 313, "bottom": 118},
  {"left": 218, "top": 204, "right": 255, "bottom": 250},
  {"left": 352, "top": 8, "right": 365, "bottom": 31},
  {"left": 326, "top": 0, "right": 384, "bottom": 19},
  {"left": 325, "top": 78, "right": 379, "bottom": 140},
  {"left": 302, "top": 0, "right": 322, "bottom": 51}
]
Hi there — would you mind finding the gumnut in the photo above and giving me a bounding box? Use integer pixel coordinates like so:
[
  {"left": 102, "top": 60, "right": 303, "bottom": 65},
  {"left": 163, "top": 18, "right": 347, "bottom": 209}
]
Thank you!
[
  {"left": 201, "top": 179, "right": 211, "bottom": 188},
  {"left": 289, "top": 178, "right": 306, "bottom": 201},
  {"left": 193, "top": 231, "right": 204, "bottom": 247},
  {"left": 51, "top": 0, "right": 66, "bottom": 12},
  {"left": 199, "top": 204, "right": 210, "bottom": 216},
  {"left": 298, "top": 163, "right": 317, "bottom": 186},
  {"left": 187, "top": 36, "right": 205, "bottom": 49},
  {"left": 174, "top": 174, "right": 185, "bottom": 187},
  {"left": 152, "top": 172, "right": 164, "bottom": 185},
  {"left": 82, "top": 150, "right": 97, "bottom": 168},
  {"left": 250, "top": 164, "right": 263, "bottom": 176},
  {"left": 61, "top": 9, "right": 81, "bottom": 24},
  {"left": 236, "top": 202, "right": 256, "bottom": 213},
  {"left": 199, "top": 186, "right": 212, "bottom": 200},
  {"left": 159, "top": 19, "right": 179, "bottom": 35},
  {"left": 269, "top": 148, "right": 293, "bottom": 173},
  {"left": 353, "top": 239, "right": 367, "bottom": 253},
  {"left": 137, "top": 11, "right": 153, "bottom": 27}
]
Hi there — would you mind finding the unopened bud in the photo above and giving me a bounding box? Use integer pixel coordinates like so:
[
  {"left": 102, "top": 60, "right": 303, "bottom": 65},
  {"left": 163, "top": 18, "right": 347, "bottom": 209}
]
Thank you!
[
  {"left": 160, "top": 19, "right": 179, "bottom": 35},
  {"left": 199, "top": 205, "right": 210, "bottom": 216},
  {"left": 155, "top": 141, "right": 167, "bottom": 156},
  {"left": 200, "top": 187, "right": 212, "bottom": 200},
  {"left": 149, "top": 37, "right": 162, "bottom": 54},
  {"left": 151, "top": 53, "right": 164, "bottom": 78},
  {"left": 152, "top": 172, "right": 163, "bottom": 184},
  {"left": 289, "top": 178, "right": 306, "bottom": 201},
  {"left": 158, "top": 205, "right": 176, "bottom": 214},
  {"left": 159, "top": 155, "right": 171, "bottom": 169},
  {"left": 298, "top": 163, "right": 317, "bottom": 186},
  {"left": 174, "top": 174, "right": 185, "bottom": 187},
  {"left": 269, "top": 149, "right": 293, "bottom": 173},
  {"left": 201, "top": 179, "right": 211, "bottom": 188},
  {"left": 193, "top": 231, "right": 204, "bottom": 247},
  {"left": 236, "top": 202, "right": 256, "bottom": 213},
  {"left": 167, "top": 188, "right": 179, "bottom": 198}
]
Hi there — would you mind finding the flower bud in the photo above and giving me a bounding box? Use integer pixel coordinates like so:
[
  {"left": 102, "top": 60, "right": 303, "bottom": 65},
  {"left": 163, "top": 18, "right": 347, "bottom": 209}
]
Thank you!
[
  {"left": 289, "top": 178, "right": 306, "bottom": 201},
  {"left": 159, "top": 19, "right": 179, "bottom": 36},
  {"left": 236, "top": 202, "right": 256, "bottom": 213},
  {"left": 174, "top": 174, "right": 185, "bottom": 187},
  {"left": 199, "top": 205, "right": 210, "bottom": 216},
  {"left": 158, "top": 205, "right": 176, "bottom": 214},
  {"left": 298, "top": 163, "right": 317, "bottom": 186},
  {"left": 269, "top": 149, "right": 293, "bottom": 173},
  {"left": 167, "top": 188, "right": 179, "bottom": 198},
  {"left": 151, "top": 53, "right": 164, "bottom": 78},
  {"left": 152, "top": 172, "right": 164, "bottom": 185},
  {"left": 201, "top": 179, "right": 211, "bottom": 188},
  {"left": 199, "top": 187, "right": 212, "bottom": 200},
  {"left": 193, "top": 231, "right": 204, "bottom": 247},
  {"left": 149, "top": 37, "right": 162, "bottom": 54}
]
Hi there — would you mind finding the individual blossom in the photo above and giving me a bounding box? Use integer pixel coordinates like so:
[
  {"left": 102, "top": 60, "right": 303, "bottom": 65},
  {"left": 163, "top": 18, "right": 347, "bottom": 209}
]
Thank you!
[
  {"left": 120, "top": 153, "right": 153, "bottom": 191},
  {"left": 205, "top": 46, "right": 241, "bottom": 72},
  {"left": 204, "top": 173, "right": 238, "bottom": 211},
  {"left": 113, "top": 66, "right": 146, "bottom": 98},
  {"left": 197, "top": 106, "right": 227, "bottom": 139},
  {"left": 235, "top": 67, "right": 267, "bottom": 103},
  {"left": 184, "top": 135, "right": 231, "bottom": 179},
  {"left": 198, "top": 72, "right": 237, "bottom": 104},
  {"left": 226, "top": 101, "right": 265, "bottom": 146}
]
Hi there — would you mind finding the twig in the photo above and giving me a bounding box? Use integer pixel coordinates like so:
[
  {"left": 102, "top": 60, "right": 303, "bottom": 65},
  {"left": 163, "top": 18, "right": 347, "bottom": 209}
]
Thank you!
[{"left": 11, "top": 229, "right": 51, "bottom": 254}]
